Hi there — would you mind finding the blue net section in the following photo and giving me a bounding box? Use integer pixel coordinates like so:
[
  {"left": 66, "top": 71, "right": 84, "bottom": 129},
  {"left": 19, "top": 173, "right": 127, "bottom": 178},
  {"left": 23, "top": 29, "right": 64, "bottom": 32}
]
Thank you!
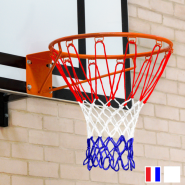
[{"left": 83, "top": 135, "right": 135, "bottom": 171}]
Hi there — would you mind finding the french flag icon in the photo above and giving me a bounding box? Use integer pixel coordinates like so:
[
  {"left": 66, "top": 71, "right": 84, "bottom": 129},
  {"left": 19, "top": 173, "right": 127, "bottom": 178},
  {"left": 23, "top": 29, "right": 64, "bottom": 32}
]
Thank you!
[{"left": 145, "top": 166, "right": 161, "bottom": 183}]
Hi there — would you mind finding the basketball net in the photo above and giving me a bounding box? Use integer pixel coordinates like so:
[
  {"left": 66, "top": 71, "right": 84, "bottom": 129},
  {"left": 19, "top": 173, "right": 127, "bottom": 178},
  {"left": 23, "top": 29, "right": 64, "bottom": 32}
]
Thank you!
[{"left": 51, "top": 37, "right": 172, "bottom": 171}]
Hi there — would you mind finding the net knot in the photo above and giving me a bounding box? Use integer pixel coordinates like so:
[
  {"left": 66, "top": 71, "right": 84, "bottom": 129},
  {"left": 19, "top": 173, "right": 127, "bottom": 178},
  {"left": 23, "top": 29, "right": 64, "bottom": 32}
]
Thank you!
[{"left": 114, "top": 145, "right": 119, "bottom": 152}]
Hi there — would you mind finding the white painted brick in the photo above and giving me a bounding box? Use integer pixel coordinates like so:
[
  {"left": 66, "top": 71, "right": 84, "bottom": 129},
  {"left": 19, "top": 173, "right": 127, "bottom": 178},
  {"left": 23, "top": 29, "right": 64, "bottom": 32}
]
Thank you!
[
  {"left": 138, "top": 8, "right": 162, "bottom": 23},
  {"left": 174, "top": 43, "right": 185, "bottom": 57},
  {"left": 12, "top": 143, "right": 43, "bottom": 160},
  {"left": 27, "top": 98, "right": 58, "bottom": 116},
  {"left": 29, "top": 161, "right": 58, "bottom": 178},
  {"left": 75, "top": 151, "right": 85, "bottom": 165},
  {"left": 0, "top": 141, "right": 10, "bottom": 157},
  {"left": 151, "top": 24, "right": 175, "bottom": 40},
  {"left": 135, "top": 130, "right": 156, "bottom": 144},
  {"left": 91, "top": 168, "right": 118, "bottom": 183},
  {"left": 60, "top": 133, "right": 86, "bottom": 150},
  {"left": 59, "top": 102, "right": 85, "bottom": 120},
  {"left": 179, "top": 83, "right": 185, "bottom": 96},
  {"left": 129, "top": 17, "right": 150, "bottom": 34},
  {"left": 145, "top": 145, "right": 170, "bottom": 160},
  {"left": 29, "top": 130, "right": 59, "bottom": 146},
  {"left": 169, "top": 0, "right": 184, "bottom": 4},
  {"left": 12, "top": 176, "right": 43, "bottom": 185},
  {"left": 155, "top": 105, "right": 179, "bottom": 121},
  {"left": 169, "top": 121, "right": 185, "bottom": 135},
  {"left": 0, "top": 127, "right": 28, "bottom": 142},
  {"left": 9, "top": 99, "right": 27, "bottom": 111},
  {"left": 170, "top": 148, "right": 185, "bottom": 162},
  {"left": 177, "top": 177, "right": 185, "bottom": 185},
  {"left": 119, "top": 171, "right": 144, "bottom": 184},
  {"left": 133, "top": 143, "right": 144, "bottom": 157},
  {"left": 11, "top": 111, "right": 42, "bottom": 129},
  {"left": 136, "top": 45, "right": 152, "bottom": 55},
  {"left": 128, "top": 4, "right": 137, "bottom": 18},
  {"left": 155, "top": 79, "right": 177, "bottom": 94},
  {"left": 167, "top": 54, "right": 176, "bottom": 67},
  {"left": 178, "top": 69, "right": 185, "bottom": 82},
  {"left": 167, "top": 94, "right": 185, "bottom": 108},
  {"left": 177, "top": 56, "right": 185, "bottom": 69},
  {"left": 45, "top": 179, "right": 75, "bottom": 185},
  {"left": 76, "top": 181, "right": 103, "bottom": 185},
  {"left": 163, "top": 16, "right": 185, "bottom": 30},
  {"left": 45, "top": 147, "right": 74, "bottom": 164},
  {"left": 150, "top": 0, "right": 174, "bottom": 15},
  {"left": 158, "top": 160, "right": 182, "bottom": 175},
  {"left": 128, "top": 0, "right": 150, "bottom": 8},
  {"left": 147, "top": 91, "right": 166, "bottom": 105},
  {"left": 157, "top": 132, "right": 181, "bottom": 147},
  {"left": 140, "top": 103, "right": 154, "bottom": 116},
  {"left": 43, "top": 116, "right": 73, "bottom": 133},
  {"left": 175, "top": 30, "right": 185, "bottom": 43},
  {"left": 0, "top": 157, "right": 27, "bottom": 175},
  {"left": 136, "top": 116, "right": 143, "bottom": 129},
  {"left": 139, "top": 38, "right": 155, "bottom": 49},
  {"left": 180, "top": 109, "right": 185, "bottom": 121},
  {"left": 75, "top": 119, "right": 87, "bottom": 135},
  {"left": 181, "top": 136, "right": 185, "bottom": 149},
  {"left": 174, "top": 4, "right": 185, "bottom": 19},
  {"left": 134, "top": 157, "right": 157, "bottom": 172},
  {"left": 144, "top": 117, "right": 168, "bottom": 132},
  {"left": 0, "top": 174, "right": 10, "bottom": 185},
  {"left": 60, "top": 165, "right": 89, "bottom": 180},
  {"left": 166, "top": 67, "right": 178, "bottom": 81}
]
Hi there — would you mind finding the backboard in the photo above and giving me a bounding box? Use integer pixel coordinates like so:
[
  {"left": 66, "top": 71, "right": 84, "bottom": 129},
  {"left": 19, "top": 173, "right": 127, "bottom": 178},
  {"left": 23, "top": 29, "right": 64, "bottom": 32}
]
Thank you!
[{"left": 0, "top": 0, "right": 131, "bottom": 106}]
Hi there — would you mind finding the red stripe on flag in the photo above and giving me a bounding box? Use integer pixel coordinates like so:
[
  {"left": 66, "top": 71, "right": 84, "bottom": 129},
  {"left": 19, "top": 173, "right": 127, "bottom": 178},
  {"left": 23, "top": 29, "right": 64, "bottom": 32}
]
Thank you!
[{"left": 146, "top": 167, "right": 151, "bottom": 182}]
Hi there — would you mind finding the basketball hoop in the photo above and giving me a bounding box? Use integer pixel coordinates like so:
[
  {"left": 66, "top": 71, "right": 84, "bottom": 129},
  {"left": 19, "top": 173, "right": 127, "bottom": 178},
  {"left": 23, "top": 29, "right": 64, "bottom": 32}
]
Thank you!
[{"left": 42, "top": 32, "right": 173, "bottom": 171}]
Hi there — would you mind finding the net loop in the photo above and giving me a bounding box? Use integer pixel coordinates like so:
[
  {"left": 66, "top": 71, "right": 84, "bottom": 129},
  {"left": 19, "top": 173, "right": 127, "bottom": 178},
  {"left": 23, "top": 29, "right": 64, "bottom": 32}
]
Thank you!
[
  {"left": 94, "top": 39, "right": 112, "bottom": 105},
  {"left": 156, "top": 40, "right": 163, "bottom": 47},
  {"left": 66, "top": 40, "right": 73, "bottom": 47},
  {"left": 94, "top": 37, "right": 104, "bottom": 43},
  {"left": 127, "top": 36, "right": 137, "bottom": 43}
]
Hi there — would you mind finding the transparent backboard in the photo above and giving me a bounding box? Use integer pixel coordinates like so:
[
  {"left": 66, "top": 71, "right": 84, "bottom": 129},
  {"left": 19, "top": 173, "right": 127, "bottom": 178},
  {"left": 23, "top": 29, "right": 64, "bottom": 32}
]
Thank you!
[{"left": 0, "top": 0, "right": 131, "bottom": 105}]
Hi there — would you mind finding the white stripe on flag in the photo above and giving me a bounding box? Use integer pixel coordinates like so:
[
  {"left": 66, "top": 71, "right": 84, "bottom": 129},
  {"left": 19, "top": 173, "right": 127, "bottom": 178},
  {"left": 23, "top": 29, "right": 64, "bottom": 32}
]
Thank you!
[
  {"left": 164, "top": 166, "right": 180, "bottom": 183},
  {"left": 151, "top": 167, "right": 155, "bottom": 182}
]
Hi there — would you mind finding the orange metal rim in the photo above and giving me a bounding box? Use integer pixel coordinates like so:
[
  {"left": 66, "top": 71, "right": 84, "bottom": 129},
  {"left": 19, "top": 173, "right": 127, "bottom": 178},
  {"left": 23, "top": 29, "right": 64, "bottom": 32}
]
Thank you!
[{"left": 48, "top": 32, "right": 173, "bottom": 60}]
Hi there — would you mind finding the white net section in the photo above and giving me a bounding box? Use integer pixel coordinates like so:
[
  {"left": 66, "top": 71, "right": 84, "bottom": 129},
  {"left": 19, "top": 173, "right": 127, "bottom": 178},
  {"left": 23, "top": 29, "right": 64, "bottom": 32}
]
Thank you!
[{"left": 79, "top": 98, "right": 144, "bottom": 139}]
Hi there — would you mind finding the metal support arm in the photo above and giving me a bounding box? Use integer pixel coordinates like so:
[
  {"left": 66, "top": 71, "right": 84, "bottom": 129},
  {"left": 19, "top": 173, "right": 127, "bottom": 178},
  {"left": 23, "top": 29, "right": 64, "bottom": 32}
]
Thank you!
[{"left": 0, "top": 92, "right": 27, "bottom": 127}]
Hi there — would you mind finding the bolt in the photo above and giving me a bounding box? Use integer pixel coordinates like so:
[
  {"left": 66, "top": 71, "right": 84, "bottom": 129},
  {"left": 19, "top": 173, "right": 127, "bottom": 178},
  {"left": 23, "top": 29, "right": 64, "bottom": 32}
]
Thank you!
[
  {"left": 49, "top": 87, "right": 52, "bottom": 94},
  {"left": 27, "top": 84, "right": 32, "bottom": 90},
  {"left": 47, "top": 64, "right": 52, "bottom": 69},
  {"left": 5, "top": 114, "right": 8, "bottom": 118},
  {"left": 27, "top": 60, "right": 32, "bottom": 64}
]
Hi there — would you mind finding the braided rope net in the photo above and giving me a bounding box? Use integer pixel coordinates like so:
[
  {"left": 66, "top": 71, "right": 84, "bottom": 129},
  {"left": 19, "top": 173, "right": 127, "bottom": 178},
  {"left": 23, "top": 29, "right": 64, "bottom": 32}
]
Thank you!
[{"left": 51, "top": 35, "right": 172, "bottom": 171}]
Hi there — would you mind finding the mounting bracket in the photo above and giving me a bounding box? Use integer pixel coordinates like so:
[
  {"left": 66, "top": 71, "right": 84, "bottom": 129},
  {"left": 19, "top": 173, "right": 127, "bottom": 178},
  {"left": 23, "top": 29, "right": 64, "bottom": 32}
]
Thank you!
[
  {"left": 26, "top": 51, "right": 52, "bottom": 98},
  {"left": 0, "top": 92, "right": 27, "bottom": 127}
]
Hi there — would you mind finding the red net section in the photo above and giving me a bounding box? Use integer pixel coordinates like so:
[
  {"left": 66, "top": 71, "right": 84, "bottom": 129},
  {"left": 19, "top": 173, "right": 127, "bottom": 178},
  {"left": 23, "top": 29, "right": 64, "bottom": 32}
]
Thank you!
[{"left": 51, "top": 38, "right": 172, "bottom": 105}]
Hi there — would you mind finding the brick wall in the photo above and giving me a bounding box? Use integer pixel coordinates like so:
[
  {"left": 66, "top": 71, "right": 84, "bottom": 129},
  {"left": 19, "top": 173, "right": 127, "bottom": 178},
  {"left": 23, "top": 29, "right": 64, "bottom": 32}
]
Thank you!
[{"left": 1, "top": 0, "right": 185, "bottom": 184}]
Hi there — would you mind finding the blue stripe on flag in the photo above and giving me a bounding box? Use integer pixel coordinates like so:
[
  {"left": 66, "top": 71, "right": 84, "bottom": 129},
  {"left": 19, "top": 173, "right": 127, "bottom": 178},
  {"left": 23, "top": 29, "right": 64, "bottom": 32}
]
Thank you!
[{"left": 155, "top": 167, "right": 160, "bottom": 182}]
